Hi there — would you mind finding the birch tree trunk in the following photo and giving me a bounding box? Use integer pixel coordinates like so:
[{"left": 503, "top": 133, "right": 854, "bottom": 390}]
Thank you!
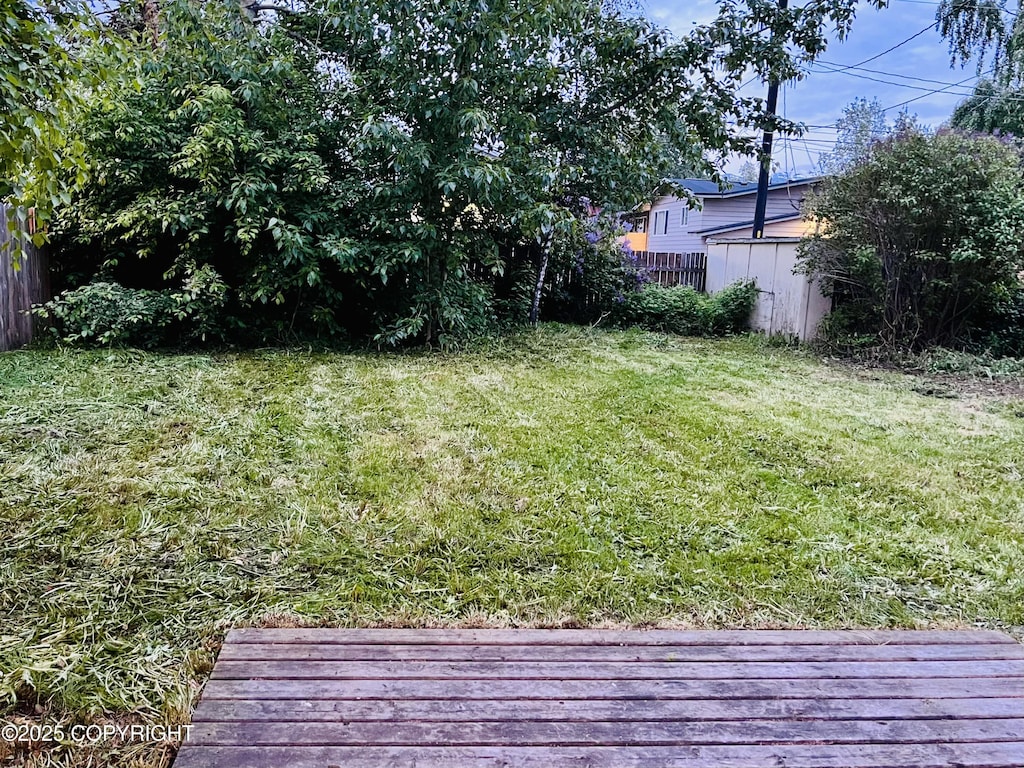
[{"left": 529, "top": 234, "right": 553, "bottom": 326}]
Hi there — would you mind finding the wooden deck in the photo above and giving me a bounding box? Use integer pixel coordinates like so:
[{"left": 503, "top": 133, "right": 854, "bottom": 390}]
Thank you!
[{"left": 174, "top": 629, "right": 1024, "bottom": 768}]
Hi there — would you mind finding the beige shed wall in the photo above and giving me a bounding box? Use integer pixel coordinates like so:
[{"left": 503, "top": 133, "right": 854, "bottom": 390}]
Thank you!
[{"left": 705, "top": 237, "right": 831, "bottom": 340}]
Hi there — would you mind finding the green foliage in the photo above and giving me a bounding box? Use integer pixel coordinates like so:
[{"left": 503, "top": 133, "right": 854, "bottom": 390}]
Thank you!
[
  {"left": 35, "top": 264, "right": 228, "bottom": 347},
  {"left": 710, "top": 280, "right": 762, "bottom": 333},
  {"left": 53, "top": 0, "right": 355, "bottom": 343},
  {"left": 818, "top": 97, "right": 889, "bottom": 173},
  {"left": 920, "top": 346, "right": 1024, "bottom": 377},
  {"left": 46, "top": 0, "right": 884, "bottom": 347},
  {"left": 1, "top": 0, "right": 69, "bottom": 243},
  {"left": 0, "top": 0, "right": 123, "bottom": 247},
  {"left": 935, "top": 0, "right": 1024, "bottom": 154},
  {"left": 610, "top": 281, "right": 758, "bottom": 336},
  {"left": 951, "top": 79, "right": 1024, "bottom": 137},
  {"left": 541, "top": 221, "right": 648, "bottom": 323},
  {"left": 799, "top": 127, "right": 1024, "bottom": 351},
  {"left": 35, "top": 282, "right": 176, "bottom": 347},
  {"left": 969, "top": 282, "right": 1024, "bottom": 357},
  {"left": 937, "top": 0, "right": 1024, "bottom": 80}
]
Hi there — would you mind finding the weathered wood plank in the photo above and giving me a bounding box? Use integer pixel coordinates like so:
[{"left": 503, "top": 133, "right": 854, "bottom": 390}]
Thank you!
[
  {"left": 188, "top": 717, "right": 1024, "bottom": 746},
  {"left": 182, "top": 630, "right": 1024, "bottom": 766},
  {"left": 0, "top": 206, "right": 49, "bottom": 352},
  {"left": 226, "top": 628, "right": 1018, "bottom": 646},
  {"left": 169, "top": 743, "right": 1024, "bottom": 768},
  {"left": 198, "top": 675, "right": 1024, "bottom": 701},
  {"left": 190, "top": 696, "right": 1024, "bottom": 724},
  {"left": 209, "top": 659, "right": 1024, "bottom": 680},
  {"left": 216, "top": 642, "right": 1024, "bottom": 663}
]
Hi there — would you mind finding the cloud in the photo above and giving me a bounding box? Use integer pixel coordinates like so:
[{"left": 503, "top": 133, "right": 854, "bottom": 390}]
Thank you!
[{"left": 643, "top": 0, "right": 976, "bottom": 167}]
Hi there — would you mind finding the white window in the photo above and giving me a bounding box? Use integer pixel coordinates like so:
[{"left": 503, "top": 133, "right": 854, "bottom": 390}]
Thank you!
[
  {"left": 681, "top": 207, "right": 689, "bottom": 227},
  {"left": 653, "top": 210, "right": 668, "bottom": 235}
]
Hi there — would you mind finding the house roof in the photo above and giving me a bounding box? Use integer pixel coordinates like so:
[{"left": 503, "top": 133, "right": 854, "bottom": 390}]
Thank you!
[
  {"left": 673, "top": 176, "right": 823, "bottom": 198},
  {"left": 694, "top": 212, "right": 803, "bottom": 236}
]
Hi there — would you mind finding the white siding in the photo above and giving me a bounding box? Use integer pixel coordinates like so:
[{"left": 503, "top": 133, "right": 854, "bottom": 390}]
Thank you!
[
  {"left": 643, "top": 184, "right": 812, "bottom": 253},
  {"left": 706, "top": 217, "right": 812, "bottom": 239},
  {"left": 760, "top": 219, "right": 812, "bottom": 238},
  {"left": 643, "top": 196, "right": 705, "bottom": 253},
  {"left": 697, "top": 187, "right": 805, "bottom": 233}
]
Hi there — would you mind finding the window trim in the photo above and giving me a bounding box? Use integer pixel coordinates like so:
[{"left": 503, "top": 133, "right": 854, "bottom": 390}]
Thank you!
[{"left": 653, "top": 210, "right": 668, "bottom": 235}]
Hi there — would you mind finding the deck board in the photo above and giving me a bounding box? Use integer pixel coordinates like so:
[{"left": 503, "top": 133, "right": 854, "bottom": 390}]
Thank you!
[{"left": 174, "top": 629, "right": 1024, "bottom": 768}]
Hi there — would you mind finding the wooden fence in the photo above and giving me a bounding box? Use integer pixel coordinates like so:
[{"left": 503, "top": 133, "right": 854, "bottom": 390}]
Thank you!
[
  {"left": 633, "top": 250, "right": 707, "bottom": 291},
  {"left": 1, "top": 206, "right": 50, "bottom": 352}
]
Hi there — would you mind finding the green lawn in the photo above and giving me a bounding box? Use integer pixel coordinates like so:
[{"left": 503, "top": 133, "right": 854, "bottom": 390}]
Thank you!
[{"left": 2, "top": 326, "right": 1023, "bottom": 765}]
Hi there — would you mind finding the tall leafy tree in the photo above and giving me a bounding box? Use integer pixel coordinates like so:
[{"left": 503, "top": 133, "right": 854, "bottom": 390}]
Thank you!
[
  {"left": 950, "top": 78, "right": 1024, "bottom": 135},
  {"left": 736, "top": 161, "right": 761, "bottom": 183},
  {"left": 1, "top": 0, "right": 81, "bottom": 243},
  {"left": 54, "top": 0, "right": 358, "bottom": 340},
  {"left": 939, "top": 0, "right": 1024, "bottom": 133},
  {"left": 938, "top": 0, "right": 1024, "bottom": 78},
  {"left": 47, "top": 0, "right": 887, "bottom": 346},
  {"left": 818, "top": 97, "right": 889, "bottom": 172}
]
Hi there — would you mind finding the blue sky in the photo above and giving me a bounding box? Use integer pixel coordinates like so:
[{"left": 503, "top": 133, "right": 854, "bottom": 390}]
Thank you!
[{"left": 644, "top": 0, "right": 986, "bottom": 175}]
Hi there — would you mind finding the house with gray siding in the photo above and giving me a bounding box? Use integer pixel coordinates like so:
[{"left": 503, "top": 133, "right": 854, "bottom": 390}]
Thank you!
[{"left": 623, "top": 177, "right": 822, "bottom": 254}]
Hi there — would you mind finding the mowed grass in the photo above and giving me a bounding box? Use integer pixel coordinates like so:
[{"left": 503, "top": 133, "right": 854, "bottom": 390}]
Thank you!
[{"left": 1, "top": 326, "right": 1023, "bottom": 761}]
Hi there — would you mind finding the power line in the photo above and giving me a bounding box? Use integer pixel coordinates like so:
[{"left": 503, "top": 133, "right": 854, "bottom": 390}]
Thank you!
[
  {"left": 810, "top": 61, "right": 979, "bottom": 94},
  {"left": 797, "top": 67, "right": 998, "bottom": 130},
  {"left": 798, "top": 137, "right": 819, "bottom": 170},
  {"left": 890, "top": 0, "right": 1020, "bottom": 16},
  {"left": 812, "top": 60, "right": 984, "bottom": 87},
  {"left": 816, "top": 0, "right": 1011, "bottom": 76},
  {"left": 881, "top": 69, "right": 992, "bottom": 111},
  {"left": 821, "top": 21, "right": 939, "bottom": 72}
]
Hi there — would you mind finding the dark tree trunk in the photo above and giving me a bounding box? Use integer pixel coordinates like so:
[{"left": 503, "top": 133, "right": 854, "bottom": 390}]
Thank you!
[{"left": 141, "top": 0, "right": 160, "bottom": 47}]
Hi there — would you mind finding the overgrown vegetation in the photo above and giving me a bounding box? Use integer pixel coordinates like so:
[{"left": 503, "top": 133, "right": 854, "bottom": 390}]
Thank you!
[
  {"left": 799, "top": 126, "right": 1024, "bottom": 353},
  {"left": 609, "top": 281, "right": 758, "bottom": 336},
  {"left": 0, "top": 0, "right": 92, "bottom": 237},
  {"left": 2, "top": 328, "right": 1023, "bottom": 764},
  {"left": 941, "top": 0, "right": 1024, "bottom": 137},
  {"left": 21, "top": 0, "right": 885, "bottom": 347}
]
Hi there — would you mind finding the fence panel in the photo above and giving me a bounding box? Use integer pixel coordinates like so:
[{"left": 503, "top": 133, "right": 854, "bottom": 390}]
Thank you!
[
  {"left": 1, "top": 207, "right": 50, "bottom": 351},
  {"left": 632, "top": 251, "right": 707, "bottom": 291}
]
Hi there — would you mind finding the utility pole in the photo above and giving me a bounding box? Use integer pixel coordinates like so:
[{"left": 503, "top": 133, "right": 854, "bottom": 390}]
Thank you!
[{"left": 752, "top": 0, "right": 788, "bottom": 239}]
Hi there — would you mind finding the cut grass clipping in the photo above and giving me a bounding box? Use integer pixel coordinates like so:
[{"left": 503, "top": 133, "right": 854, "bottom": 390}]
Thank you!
[{"left": 1, "top": 326, "right": 1023, "bottom": 764}]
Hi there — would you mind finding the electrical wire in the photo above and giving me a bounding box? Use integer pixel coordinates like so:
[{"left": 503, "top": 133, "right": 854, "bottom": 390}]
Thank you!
[
  {"left": 809, "top": 62, "right": 980, "bottom": 94},
  {"left": 890, "top": 0, "right": 1020, "bottom": 16},
  {"left": 811, "top": 60, "right": 985, "bottom": 88},
  {"left": 821, "top": 21, "right": 940, "bottom": 72},
  {"left": 881, "top": 69, "right": 992, "bottom": 111}
]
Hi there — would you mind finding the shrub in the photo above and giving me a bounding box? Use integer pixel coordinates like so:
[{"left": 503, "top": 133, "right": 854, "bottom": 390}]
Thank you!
[
  {"left": 921, "top": 347, "right": 1024, "bottom": 378},
  {"left": 968, "top": 283, "right": 1024, "bottom": 358},
  {"left": 541, "top": 225, "right": 649, "bottom": 324},
  {"left": 35, "top": 282, "right": 176, "bottom": 347},
  {"left": 35, "top": 265, "right": 228, "bottom": 347},
  {"left": 799, "top": 127, "right": 1024, "bottom": 351},
  {"left": 41, "top": 0, "right": 865, "bottom": 349},
  {"left": 610, "top": 281, "right": 757, "bottom": 336}
]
